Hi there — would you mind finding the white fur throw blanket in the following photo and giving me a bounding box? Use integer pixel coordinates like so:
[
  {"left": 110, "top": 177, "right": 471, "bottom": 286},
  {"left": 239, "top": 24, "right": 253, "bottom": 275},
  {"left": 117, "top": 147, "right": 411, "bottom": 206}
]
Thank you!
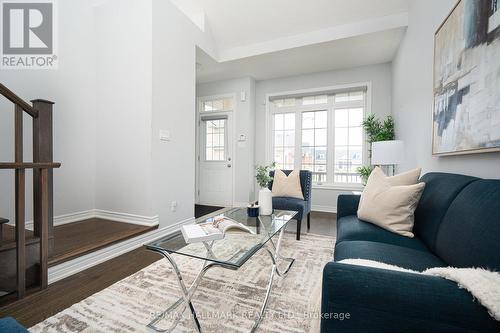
[{"left": 339, "top": 259, "right": 500, "bottom": 321}]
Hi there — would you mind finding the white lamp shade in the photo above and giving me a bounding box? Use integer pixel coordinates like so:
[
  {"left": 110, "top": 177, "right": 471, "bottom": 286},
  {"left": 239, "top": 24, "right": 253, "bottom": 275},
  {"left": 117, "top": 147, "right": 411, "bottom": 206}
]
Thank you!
[{"left": 371, "top": 140, "right": 404, "bottom": 165}]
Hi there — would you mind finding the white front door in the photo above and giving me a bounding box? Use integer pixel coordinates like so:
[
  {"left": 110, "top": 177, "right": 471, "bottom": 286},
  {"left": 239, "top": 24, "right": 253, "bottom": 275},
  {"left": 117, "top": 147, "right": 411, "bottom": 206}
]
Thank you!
[{"left": 197, "top": 114, "right": 233, "bottom": 206}]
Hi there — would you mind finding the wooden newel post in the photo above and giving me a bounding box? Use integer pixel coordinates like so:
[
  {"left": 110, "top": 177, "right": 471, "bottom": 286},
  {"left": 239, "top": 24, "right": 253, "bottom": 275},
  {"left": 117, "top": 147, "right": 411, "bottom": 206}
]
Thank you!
[
  {"left": 15, "top": 105, "right": 26, "bottom": 298},
  {"left": 32, "top": 99, "right": 55, "bottom": 255}
]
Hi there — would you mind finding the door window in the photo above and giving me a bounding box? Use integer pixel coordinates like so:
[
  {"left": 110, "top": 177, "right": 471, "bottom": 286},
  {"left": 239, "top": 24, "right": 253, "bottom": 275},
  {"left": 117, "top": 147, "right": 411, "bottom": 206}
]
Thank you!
[{"left": 205, "top": 119, "right": 226, "bottom": 161}]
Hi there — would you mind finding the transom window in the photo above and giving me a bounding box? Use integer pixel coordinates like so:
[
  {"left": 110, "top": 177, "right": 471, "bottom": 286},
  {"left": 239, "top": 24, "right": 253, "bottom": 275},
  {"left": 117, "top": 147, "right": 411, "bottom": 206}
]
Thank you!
[
  {"left": 302, "top": 94, "right": 328, "bottom": 105},
  {"left": 202, "top": 98, "right": 233, "bottom": 112},
  {"left": 272, "top": 98, "right": 296, "bottom": 108},
  {"left": 335, "top": 91, "right": 364, "bottom": 103},
  {"left": 269, "top": 88, "right": 367, "bottom": 185}
]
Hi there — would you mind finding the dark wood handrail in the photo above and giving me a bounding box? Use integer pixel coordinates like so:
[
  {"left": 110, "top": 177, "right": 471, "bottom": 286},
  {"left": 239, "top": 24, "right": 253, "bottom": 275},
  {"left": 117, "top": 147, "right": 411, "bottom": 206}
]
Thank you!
[
  {"left": 0, "top": 85, "right": 56, "bottom": 301},
  {"left": 0, "top": 162, "right": 61, "bottom": 169},
  {"left": 0, "top": 83, "right": 39, "bottom": 118}
]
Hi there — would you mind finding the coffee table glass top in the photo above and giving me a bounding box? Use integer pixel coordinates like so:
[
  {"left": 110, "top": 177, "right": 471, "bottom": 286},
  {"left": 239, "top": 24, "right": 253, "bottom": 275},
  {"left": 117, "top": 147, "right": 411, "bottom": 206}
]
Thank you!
[{"left": 146, "top": 208, "right": 297, "bottom": 268}]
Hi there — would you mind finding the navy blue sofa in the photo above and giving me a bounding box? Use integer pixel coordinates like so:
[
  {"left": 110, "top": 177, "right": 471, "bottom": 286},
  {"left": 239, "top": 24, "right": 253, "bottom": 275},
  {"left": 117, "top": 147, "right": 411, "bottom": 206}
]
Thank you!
[
  {"left": 268, "top": 170, "right": 312, "bottom": 240},
  {"left": 0, "top": 317, "right": 28, "bottom": 332},
  {"left": 321, "top": 172, "right": 500, "bottom": 332}
]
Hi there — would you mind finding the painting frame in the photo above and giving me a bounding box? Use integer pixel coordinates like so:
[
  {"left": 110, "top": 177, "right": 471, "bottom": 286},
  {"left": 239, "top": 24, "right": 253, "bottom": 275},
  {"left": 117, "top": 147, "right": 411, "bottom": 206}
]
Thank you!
[{"left": 432, "top": 0, "right": 500, "bottom": 156}]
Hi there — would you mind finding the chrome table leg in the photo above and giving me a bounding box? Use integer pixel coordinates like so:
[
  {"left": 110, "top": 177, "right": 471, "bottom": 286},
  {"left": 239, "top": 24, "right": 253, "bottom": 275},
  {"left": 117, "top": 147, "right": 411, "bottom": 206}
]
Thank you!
[
  {"left": 148, "top": 244, "right": 216, "bottom": 333},
  {"left": 250, "top": 225, "right": 295, "bottom": 332}
]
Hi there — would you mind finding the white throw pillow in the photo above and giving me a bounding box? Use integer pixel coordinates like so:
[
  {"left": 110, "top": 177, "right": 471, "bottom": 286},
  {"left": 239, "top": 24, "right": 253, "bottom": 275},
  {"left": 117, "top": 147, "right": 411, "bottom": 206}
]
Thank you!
[
  {"left": 357, "top": 167, "right": 425, "bottom": 237},
  {"left": 271, "top": 169, "right": 304, "bottom": 200}
]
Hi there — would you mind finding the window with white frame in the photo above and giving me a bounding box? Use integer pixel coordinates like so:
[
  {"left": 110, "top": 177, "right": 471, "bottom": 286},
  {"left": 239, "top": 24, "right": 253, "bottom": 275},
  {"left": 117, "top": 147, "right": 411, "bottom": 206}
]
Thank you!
[
  {"left": 301, "top": 111, "right": 328, "bottom": 183},
  {"left": 272, "top": 113, "right": 295, "bottom": 170},
  {"left": 269, "top": 88, "right": 367, "bottom": 185},
  {"left": 334, "top": 107, "right": 363, "bottom": 183}
]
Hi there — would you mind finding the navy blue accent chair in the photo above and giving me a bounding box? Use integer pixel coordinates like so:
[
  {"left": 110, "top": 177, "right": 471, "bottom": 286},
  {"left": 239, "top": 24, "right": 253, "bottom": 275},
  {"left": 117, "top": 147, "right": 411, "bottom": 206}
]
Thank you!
[
  {"left": 268, "top": 170, "right": 312, "bottom": 240},
  {"left": 321, "top": 172, "right": 500, "bottom": 332}
]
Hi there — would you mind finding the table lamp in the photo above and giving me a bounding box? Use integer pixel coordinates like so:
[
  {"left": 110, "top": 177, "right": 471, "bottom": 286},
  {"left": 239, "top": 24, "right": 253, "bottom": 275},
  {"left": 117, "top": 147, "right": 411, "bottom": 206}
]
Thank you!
[{"left": 371, "top": 140, "right": 404, "bottom": 175}]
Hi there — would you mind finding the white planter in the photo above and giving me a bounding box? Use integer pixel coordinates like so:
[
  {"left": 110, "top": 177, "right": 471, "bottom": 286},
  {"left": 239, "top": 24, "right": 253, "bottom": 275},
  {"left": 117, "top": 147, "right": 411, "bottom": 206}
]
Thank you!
[{"left": 258, "top": 187, "right": 273, "bottom": 215}]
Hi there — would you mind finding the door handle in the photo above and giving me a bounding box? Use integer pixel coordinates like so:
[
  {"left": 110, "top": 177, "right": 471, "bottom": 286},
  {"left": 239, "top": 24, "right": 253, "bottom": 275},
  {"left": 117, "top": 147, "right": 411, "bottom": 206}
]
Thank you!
[{"left": 227, "top": 164, "right": 232, "bottom": 168}]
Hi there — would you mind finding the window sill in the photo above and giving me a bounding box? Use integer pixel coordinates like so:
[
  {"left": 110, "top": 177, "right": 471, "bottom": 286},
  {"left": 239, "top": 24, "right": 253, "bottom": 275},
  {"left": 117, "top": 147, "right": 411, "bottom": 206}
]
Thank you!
[{"left": 312, "top": 184, "right": 364, "bottom": 191}]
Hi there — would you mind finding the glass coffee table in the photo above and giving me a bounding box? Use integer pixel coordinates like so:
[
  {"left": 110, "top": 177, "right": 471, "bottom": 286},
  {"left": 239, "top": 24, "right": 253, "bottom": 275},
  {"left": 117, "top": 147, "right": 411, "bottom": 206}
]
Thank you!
[{"left": 145, "top": 208, "right": 298, "bottom": 333}]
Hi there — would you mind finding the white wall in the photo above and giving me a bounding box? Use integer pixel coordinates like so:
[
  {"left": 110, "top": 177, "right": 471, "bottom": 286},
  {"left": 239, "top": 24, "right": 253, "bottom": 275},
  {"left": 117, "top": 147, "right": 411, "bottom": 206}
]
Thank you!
[
  {"left": 196, "top": 77, "right": 257, "bottom": 205},
  {"left": 1, "top": 0, "right": 218, "bottom": 229},
  {"left": 392, "top": 0, "right": 500, "bottom": 179},
  {"left": 0, "top": 0, "right": 97, "bottom": 222},
  {"left": 151, "top": 0, "right": 218, "bottom": 227},
  {"left": 94, "top": 0, "right": 153, "bottom": 216},
  {"left": 255, "top": 63, "right": 393, "bottom": 212}
]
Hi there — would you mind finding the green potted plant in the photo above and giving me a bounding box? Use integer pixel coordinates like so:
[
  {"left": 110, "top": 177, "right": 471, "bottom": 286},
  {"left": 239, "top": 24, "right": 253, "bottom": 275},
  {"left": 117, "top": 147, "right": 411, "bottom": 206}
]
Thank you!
[
  {"left": 357, "top": 115, "right": 395, "bottom": 185},
  {"left": 255, "top": 162, "right": 276, "bottom": 215}
]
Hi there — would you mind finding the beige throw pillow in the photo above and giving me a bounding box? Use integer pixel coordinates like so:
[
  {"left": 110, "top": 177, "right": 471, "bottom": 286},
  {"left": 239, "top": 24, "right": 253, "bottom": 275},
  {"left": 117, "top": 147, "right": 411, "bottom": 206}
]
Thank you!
[
  {"left": 358, "top": 167, "right": 422, "bottom": 208},
  {"left": 357, "top": 167, "right": 425, "bottom": 237},
  {"left": 381, "top": 167, "right": 422, "bottom": 186},
  {"left": 272, "top": 169, "right": 304, "bottom": 200}
]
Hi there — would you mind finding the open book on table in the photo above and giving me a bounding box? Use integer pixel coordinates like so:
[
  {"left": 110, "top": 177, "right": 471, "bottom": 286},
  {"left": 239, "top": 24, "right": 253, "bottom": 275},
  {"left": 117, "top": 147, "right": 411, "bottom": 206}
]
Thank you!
[{"left": 181, "top": 216, "right": 254, "bottom": 244}]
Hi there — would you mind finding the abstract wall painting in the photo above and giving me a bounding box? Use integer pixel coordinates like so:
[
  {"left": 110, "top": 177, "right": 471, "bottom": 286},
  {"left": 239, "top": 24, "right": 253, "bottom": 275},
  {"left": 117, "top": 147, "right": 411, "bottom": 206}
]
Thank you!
[{"left": 433, "top": 0, "right": 500, "bottom": 155}]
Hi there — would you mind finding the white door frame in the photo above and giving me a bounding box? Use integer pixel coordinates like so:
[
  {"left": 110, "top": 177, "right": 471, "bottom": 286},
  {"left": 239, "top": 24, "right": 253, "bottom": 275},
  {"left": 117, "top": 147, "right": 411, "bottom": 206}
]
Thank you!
[{"left": 195, "top": 94, "right": 236, "bottom": 207}]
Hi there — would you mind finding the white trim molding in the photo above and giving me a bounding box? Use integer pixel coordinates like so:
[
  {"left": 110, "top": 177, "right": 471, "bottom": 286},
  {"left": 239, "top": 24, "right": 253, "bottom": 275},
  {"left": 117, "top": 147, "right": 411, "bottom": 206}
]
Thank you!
[
  {"left": 53, "top": 210, "right": 95, "bottom": 225},
  {"left": 311, "top": 205, "right": 337, "bottom": 214},
  {"left": 93, "top": 209, "right": 159, "bottom": 226},
  {"left": 232, "top": 202, "right": 249, "bottom": 208},
  {"left": 48, "top": 217, "right": 194, "bottom": 284},
  {"left": 14, "top": 209, "right": 160, "bottom": 230}
]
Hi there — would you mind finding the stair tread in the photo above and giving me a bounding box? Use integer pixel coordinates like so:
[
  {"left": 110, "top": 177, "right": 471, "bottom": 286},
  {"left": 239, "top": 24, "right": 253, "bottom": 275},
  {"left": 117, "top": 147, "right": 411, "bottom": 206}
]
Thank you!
[{"left": 0, "top": 237, "right": 40, "bottom": 252}]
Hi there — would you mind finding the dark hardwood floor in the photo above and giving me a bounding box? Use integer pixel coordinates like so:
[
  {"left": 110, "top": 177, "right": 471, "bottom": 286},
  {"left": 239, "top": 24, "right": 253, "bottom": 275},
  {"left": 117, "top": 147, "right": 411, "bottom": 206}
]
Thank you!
[
  {"left": 195, "top": 204, "right": 224, "bottom": 218},
  {"left": 0, "top": 247, "right": 162, "bottom": 328},
  {"left": 1, "top": 218, "right": 157, "bottom": 267},
  {"left": 1, "top": 224, "right": 35, "bottom": 244},
  {"left": 49, "top": 218, "right": 157, "bottom": 266},
  {"left": 0, "top": 212, "right": 336, "bottom": 328},
  {"left": 291, "top": 211, "right": 337, "bottom": 237}
]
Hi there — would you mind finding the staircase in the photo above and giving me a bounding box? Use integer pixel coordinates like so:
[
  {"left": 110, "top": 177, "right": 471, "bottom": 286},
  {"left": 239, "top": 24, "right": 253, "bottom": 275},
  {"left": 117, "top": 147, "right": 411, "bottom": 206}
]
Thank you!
[{"left": 0, "top": 83, "right": 61, "bottom": 301}]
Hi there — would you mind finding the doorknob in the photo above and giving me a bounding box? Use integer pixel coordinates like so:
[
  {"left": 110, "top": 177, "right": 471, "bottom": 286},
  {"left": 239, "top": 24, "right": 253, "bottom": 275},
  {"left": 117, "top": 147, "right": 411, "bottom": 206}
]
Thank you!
[{"left": 227, "top": 164, "right": 232, "bottom": 168}]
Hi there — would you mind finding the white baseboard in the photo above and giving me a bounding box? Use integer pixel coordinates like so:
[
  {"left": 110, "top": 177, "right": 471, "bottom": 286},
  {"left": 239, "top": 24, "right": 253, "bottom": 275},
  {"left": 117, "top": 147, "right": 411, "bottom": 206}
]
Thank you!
[
  {"left": 54, "top": 210, "right": 96, "bottom": 226},
  {"left": 12, "top": 209, "right": 159, "bottom": 230},
  {"left": 48, "top": 217, "right": 194, "bottom": 284},
  {"left": 93, "top": 209, "right": 159, "bottom": 226},
  {"left": 232, "top": 202, "right": 249, "bottom": 208},
  {"left": 311, "top": 205, "right": 337, "bottom": 214}
]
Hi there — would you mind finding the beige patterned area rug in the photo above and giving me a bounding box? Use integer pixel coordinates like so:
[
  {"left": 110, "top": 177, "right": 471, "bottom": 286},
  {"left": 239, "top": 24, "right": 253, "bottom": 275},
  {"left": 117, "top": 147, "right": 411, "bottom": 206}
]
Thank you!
[{"left": 30, "top": 232, "right": 335, "bottom": 333}]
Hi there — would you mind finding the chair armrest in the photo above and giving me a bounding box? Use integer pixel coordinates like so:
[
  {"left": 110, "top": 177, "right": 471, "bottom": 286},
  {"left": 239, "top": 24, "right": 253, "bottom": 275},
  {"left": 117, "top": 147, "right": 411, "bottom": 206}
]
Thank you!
[
  {"left": 321, "top": 262, "right": 499, "bottom": 333},
  {"left": 336, "top": 195, "right": 360, "bottom": 219}
]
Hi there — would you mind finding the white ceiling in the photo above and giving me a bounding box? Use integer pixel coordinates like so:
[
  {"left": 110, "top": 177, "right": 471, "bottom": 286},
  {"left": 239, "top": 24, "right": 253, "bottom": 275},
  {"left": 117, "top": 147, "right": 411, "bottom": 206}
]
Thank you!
[
  {"left": 173, "top": 0, "right": 409, "bottom": 50},
  {"left": 173, "top": 0, "right": 410, "bottom": 83},
  {"left": 196, "top": 27, "right": 406, "bottom": 83}
]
